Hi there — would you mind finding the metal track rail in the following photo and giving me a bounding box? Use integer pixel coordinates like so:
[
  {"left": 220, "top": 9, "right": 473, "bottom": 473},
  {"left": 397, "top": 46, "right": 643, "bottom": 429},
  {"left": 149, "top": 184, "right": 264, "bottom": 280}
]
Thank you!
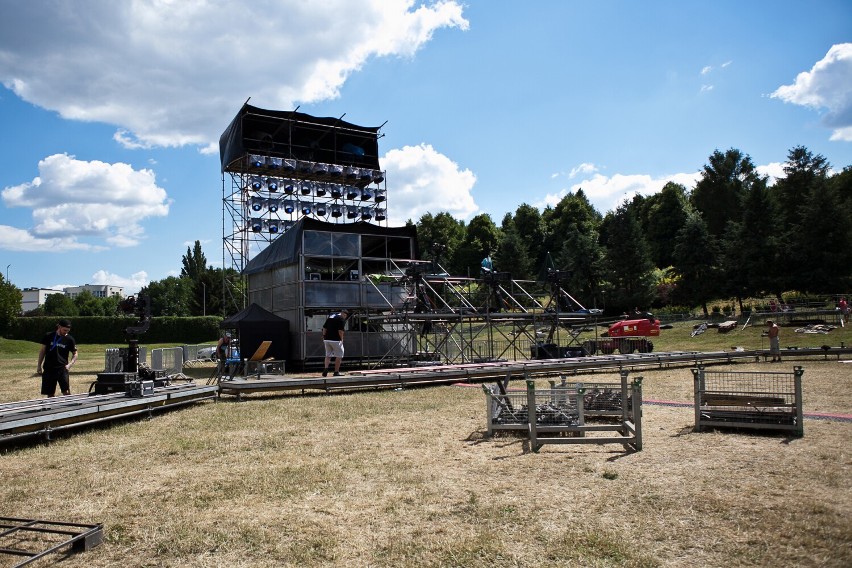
[{"left": 219, "top": 346, "right": 852, "bottom": 398}]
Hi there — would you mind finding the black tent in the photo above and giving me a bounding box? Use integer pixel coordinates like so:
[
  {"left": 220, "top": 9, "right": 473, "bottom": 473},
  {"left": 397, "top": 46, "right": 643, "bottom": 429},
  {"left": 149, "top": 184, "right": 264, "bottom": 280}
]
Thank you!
[{"left": 221, "top": 303, "right": 290, "bottom": 362}]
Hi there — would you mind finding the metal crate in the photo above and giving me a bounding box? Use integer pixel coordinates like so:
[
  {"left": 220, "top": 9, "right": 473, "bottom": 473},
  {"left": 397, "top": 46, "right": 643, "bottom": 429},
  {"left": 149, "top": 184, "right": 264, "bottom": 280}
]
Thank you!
[
  {"left": 483, "top": 370, "right": 643, "bottom": 452},
  {"left": 550, "top": 376, "right": 636, "bottom": 418},
  {"left": 692, "top": 366, "right": 804, "bottom": 436},
  {"left": 485, "top": 385, "right": 583, "bottom": 433}
]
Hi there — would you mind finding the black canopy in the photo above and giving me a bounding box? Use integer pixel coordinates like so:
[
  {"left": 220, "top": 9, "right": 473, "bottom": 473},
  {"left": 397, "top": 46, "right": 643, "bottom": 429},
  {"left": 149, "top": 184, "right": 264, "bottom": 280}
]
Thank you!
[
  {"left": 220, "top": 103, "right": 382, "bottom": 173},
  {"left": 221, "top": 303, "right": 290, "bottom": 361}
]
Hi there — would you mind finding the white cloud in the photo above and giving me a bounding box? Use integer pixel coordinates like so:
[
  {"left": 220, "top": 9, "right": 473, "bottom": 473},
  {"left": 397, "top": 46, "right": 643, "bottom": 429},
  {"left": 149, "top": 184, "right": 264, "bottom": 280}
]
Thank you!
[
  {"left": 537, "top": 170, "right": 702, "bottom": 214},
  {"left": 381, "top": 143, "right": 477, "bottom": 223},
  {"left": 701, "top": 65, "right": 712, "bottom": 75},
  {"left": 771, "top": 43, "right": 852, "bottom": 141},
  {"left": 700, "top": 84, "right": 714, "bottom": 93},
  {"left": 756, "top": 162, "right": 785, "bottom": 186},
  {"left": 0, "top": 0, "right": 468, "bottom": 150},
  {"left": 0, "top": 224, "right": 95, "bottom": 252},
  {"left": 0, "top": 153, "right": 170, "bottom": 249},
  {"left": 569, "top": 163, "right": 597, "bottom": 179},
  {"left": 91, "top": 269, "right": 149, "bottom": 295}
]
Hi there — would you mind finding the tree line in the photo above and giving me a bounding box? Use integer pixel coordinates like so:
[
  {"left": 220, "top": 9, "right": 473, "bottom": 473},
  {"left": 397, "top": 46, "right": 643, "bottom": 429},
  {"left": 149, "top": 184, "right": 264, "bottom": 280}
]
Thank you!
[
  {"left": 414, "top": 146, "right": 852, "bottom": 315},
  {"left": 1, "top": 144, "right": 848, "bottom": 333},
  {"left": 0, "top": 242, "right": 240, "bottom": 330}
]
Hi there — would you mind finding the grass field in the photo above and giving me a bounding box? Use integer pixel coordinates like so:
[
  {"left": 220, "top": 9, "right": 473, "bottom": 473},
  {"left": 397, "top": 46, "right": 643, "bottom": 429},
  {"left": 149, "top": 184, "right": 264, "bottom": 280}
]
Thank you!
[{"left": 1, "top": 321, "right": 850, "bottom": 567}]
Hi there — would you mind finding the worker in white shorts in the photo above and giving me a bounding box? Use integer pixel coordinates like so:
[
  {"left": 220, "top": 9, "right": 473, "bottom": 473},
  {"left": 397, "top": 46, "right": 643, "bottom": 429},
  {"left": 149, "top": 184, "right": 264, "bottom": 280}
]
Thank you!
[{"left": 322, "top": 309, "right": 350, "bottom": 376}]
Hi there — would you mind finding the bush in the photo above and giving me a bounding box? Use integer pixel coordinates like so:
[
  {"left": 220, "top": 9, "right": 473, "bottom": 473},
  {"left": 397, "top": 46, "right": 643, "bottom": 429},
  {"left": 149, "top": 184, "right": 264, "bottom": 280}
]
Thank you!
[{"left": 9, "top": 316, "right": 223, "bottom": 344}]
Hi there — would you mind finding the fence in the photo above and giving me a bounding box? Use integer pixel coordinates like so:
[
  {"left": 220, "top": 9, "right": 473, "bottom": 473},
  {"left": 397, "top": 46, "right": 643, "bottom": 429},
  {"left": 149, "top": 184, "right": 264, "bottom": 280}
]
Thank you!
[
  {"left": 483, "top": 370, "right": 643, "bottom": 452},
  {"left": 183, "top": 344, "right": 216, "bottom": 363},
  {"left": 692, "top": 365, "right": 804, "bottom": 436},
  {"left": 103, "top": 347, "right": 148, "bottom": 373},
  {"left": 149, "top": 348, "right": 185, "bottom": 376}
]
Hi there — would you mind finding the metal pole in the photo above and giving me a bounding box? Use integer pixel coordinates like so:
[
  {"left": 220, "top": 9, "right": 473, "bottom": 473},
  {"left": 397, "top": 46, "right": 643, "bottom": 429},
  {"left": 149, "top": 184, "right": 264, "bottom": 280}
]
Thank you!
[{"left": 5, "top": 264, "right": 9, "bottom": 281}]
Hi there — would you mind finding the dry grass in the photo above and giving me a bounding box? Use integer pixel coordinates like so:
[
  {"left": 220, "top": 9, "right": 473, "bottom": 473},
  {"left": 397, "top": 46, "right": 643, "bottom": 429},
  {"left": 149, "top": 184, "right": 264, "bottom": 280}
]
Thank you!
[{"left": 0, "top": 349, "right": 851, "bottom": 567}]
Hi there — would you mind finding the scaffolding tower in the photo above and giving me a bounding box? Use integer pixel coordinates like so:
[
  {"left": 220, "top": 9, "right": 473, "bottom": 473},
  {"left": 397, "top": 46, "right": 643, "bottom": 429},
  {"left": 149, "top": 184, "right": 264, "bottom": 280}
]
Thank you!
[{"left": 220, "top": 103, "right": 388, "bottom": 312}]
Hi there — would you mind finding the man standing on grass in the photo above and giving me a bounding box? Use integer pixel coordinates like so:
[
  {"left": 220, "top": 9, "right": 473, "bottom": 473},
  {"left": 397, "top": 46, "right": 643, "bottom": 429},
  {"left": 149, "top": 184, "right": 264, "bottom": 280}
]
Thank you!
[
  {"left": 321, "top": 309, "right": 349, "bottom": 377},
  {"left": 766, "top": 320, "right": 781, "bottom": 362},
  {"left": 37, "top": 318, "right": 77, "bottom": 397}
]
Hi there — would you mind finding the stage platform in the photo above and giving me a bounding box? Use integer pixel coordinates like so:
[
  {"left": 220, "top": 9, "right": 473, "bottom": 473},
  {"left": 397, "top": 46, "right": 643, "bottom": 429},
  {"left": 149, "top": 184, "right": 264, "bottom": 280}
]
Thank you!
[
  {"left": 218, "top": 347, "right": 852, "bottom": 399},
  {"left": 0, "top": 382, "right": 218, "bottom": 443}
]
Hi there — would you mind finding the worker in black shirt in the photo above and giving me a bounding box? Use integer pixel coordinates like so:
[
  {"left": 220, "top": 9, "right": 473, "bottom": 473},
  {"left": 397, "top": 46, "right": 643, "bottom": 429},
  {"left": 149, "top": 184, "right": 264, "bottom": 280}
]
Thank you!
[
  {"left": 321, "top": 309, "right": 350, "bottom": 377},
  {"left": 37, "top": 318, "right": 77, "bottom": 397}
]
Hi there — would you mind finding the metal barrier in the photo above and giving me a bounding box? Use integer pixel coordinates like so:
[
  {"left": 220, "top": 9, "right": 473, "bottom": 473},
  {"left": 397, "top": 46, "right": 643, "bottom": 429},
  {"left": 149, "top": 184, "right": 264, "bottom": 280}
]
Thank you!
[
  {"left": 150, "top": 347, "right": 184, "bottom": 375},
  {"left": 692, "top": 365, "right": 804, "bottom": 436}
]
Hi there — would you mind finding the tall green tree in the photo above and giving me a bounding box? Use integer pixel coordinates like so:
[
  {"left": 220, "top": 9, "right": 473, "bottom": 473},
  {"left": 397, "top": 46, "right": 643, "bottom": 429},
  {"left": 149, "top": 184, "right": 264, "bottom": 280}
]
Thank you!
[
  {"left": 541, "top": 190, "right": 602, "bottom": 280},
  {"left": 771, "top": 146, "right": 836, "bottom": 292},
  {"left": 772, "top": 146, "right": 830, "bottom": 229},
  {"left": 599, "top": 201, "right": 655, "bottom": 311},
  {"left": 691, "top": 148, "right": 761, "bottom": 239},
  {"left": 789, "top": 181, "right": 852, "bottom": 293},
  {"left": 637, "top": 182, "right": 690, "bottom": 268},
  {"left": 720, "top": 177, "right": 779, "bottom": 308},
  {"left": 494, "top": 220, "right": 532, "bottom": 280},
  {"left": 554, "top": 226, "right": 605, "bottom": 308},
  {"left": 415, "top": 212, "right": 465, "bottom": 273},
  {"left": 672, "top": 211, "right": 719, "bottom": 315},
  {"left": 455, "top": 213, "right": 501, "bottom": 276},
  {"left": 512, "top": 203, "right": 547, "bottom": 273},
  {"left": 142, "top": 276, "right": 193, "bottom": 316},
  {"left": 0, "top": 275, "right": 22, "bottom": 335},
  {"left": 181, "top": 240, "right": 208, "bottom": 281}
]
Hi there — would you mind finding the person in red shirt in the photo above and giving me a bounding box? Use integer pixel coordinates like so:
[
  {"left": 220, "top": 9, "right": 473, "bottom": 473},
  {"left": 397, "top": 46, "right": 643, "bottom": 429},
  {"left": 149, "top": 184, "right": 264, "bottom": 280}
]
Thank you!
[{"left": 766, "top": 320, "right": 781, "bottom": 362}]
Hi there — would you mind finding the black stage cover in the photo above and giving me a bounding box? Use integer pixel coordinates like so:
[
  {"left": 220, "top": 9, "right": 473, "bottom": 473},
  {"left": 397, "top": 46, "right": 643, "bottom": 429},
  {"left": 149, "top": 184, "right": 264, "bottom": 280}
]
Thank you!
[
  {"left": 221, "top": 303, "right": 290, "bottom": 361},
  {"left": 220, "top": 103, "right": 382, "bottom": 173},
  {"left": 243, "top": 217, "right": 418, "bottom": 276}
]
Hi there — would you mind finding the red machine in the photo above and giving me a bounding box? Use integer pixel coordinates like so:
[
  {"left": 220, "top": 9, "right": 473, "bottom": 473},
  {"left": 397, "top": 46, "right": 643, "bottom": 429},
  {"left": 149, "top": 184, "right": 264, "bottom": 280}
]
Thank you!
[{"left": 583, "top": 316, "right": 660, "bottom": 355}]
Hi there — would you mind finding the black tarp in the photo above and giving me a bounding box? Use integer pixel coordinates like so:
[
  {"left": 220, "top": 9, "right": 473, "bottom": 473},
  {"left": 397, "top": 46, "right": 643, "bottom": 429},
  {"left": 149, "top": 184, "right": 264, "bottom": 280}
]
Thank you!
[
  {"left": 219, "top": 103, "right": 382, "bottom": 173},
  {"left": 220, "top": 303, "right": 290, "bottom": 361},
  {"left": 243, "top": 217, "right": 418, "bottom": 276}
]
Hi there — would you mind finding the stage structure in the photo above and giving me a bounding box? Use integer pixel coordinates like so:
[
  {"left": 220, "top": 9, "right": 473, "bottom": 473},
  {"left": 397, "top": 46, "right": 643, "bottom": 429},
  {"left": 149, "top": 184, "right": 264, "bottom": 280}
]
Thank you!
[
  {"left": 243, "top": 217, "right": 419, "bottom": 368},
  {"left": 219, "top": 103, "right": 388, "bottom": 311},
  {"left": 359, "top": 265, "right": 604, "bottom": 367},
  {"left": 219, "top": 102, "right": 603, "bottom": 369},
  {"left": 241, "top": 215, "right": 603, "bottom": 369}
]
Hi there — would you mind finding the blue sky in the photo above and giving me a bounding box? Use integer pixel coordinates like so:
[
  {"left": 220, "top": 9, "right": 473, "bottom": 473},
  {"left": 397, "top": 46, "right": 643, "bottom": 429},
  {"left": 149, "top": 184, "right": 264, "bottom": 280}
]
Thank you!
[{"left": 1, "top": 0, "right": 850, "bottom": 295}]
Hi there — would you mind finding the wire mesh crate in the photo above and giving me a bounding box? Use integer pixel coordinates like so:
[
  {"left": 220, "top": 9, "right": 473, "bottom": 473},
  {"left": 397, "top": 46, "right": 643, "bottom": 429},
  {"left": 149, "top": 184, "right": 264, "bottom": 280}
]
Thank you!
[
  {"left": 484, "top": 385, "right": 583, "bottom": 433},
  {"left": 550, "top": 375, "right": 637, "bottom": 418},
  {"left": 483, "top": 370, "right": 643, "bottom": 452},
  {"left": 692, "top": 366, "right": 804, "bottom": 436}
]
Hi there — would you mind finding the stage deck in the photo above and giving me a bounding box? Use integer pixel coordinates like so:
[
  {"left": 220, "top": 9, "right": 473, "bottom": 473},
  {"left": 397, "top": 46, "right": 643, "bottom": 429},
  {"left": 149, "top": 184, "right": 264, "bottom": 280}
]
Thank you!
[
  {"left": 218, "top": 347, "right": 852, "bottom": 399},
  {"left": 0, "top": 382, "right": 218, "bottom": 443}
]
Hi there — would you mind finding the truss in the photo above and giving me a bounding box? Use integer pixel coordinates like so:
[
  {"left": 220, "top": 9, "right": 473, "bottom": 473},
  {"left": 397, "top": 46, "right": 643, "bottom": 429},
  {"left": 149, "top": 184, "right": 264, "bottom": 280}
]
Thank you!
[{"left": 357, "top": 262, "right": 606, "bottom": 367}]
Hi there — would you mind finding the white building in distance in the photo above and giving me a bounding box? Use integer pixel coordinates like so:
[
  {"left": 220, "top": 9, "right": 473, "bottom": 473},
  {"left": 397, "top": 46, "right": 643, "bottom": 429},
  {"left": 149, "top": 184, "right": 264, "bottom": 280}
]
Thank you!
[
  {"left": 20, "top": 284, "right": 125, "bottom": 313},
  {"left": 63, "top": 284, "right": 125, "bottom": 300},
  {"left": 20, "top": 288, "right": 65, "bottom": 313}
]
